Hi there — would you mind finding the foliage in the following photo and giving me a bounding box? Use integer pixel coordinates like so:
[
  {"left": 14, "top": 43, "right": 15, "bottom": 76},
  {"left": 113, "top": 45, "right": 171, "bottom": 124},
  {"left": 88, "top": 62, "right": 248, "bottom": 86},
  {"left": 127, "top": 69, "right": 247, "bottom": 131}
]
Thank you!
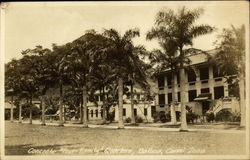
[
  {"left": 135, "top": 116, "right": 143, "bottom": 123},
  {"left": 106, "top": 111, "right": 115, "bottom": 122},
  {"left": 231, "top": 112, "right": 241, "bottom": 122},
  {"left": 186, "top": 112, "right": 198, "bottom": 123},
  {"left": 215, "top": 109, "right": 232, "bottom": 122},
  {"left": 213, "top": 25, "right": 245, "bottom": 76},
  {"left": 22, "top": 103, "right": 41, "bottom": 119},
  {"left": 215, "top": 110, "right": 241, "bottom": 122},
  {"left": 152, "top": 111, "right": 171, "bottom": 123},
  {"left": 125, "top": 117, "right": 132, "bottom": 123},
  {"left": 205, "top": 112, "right": 215, "bottom": 122}
]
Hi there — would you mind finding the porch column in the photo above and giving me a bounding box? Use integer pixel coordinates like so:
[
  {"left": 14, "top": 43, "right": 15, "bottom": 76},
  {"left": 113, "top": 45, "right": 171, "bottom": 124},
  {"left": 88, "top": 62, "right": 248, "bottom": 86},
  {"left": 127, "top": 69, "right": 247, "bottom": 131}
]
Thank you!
[
  {"left": 195, "top": 67, "right": 201, "bottom": 95},
  {"left": 208, "top": 66, "right": 214, "bottom": 99}
]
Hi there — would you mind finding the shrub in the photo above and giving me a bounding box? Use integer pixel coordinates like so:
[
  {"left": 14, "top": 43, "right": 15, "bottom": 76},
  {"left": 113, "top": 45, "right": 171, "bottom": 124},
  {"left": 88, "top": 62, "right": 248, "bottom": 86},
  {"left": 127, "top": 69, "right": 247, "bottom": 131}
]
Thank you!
[
  {"left": 159, "top": 111, "right": 167, "bottom": 123},
  {"left": 106, "top": 111, "right": 115, "bottom": 122},
  {"left": 205, "top": 112, "right": 215, "bottom": 122},
  {"left": 153, "top": 112, "right": 160, "bottom": 122},
  {"left": 125, "top": 117, "right": 132, "bottom": 123},
  {"left": 135, "top": 116, "right": 143, "bottom": 123},
  {"left": 231, "top": 112, "right": 241, "bottom": 122},
  {"left": 153, "top": 111, "right": 171, "bottom": 123},
  {"left": 186, "top": 112, "right": 198, "bottom": 123},
  {"left": 165, "top": 112, "right": 171, "bottom": 122},
  {"left": 215, "top": 109, "right": 232, "bottom": 122}
]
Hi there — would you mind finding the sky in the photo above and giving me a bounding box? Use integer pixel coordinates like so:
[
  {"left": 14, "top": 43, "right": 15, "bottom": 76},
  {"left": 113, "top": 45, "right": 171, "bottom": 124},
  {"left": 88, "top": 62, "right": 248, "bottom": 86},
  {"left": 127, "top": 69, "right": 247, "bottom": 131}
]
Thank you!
[{"left": 3, "top": 1, "right": 249, "bottom": 63}]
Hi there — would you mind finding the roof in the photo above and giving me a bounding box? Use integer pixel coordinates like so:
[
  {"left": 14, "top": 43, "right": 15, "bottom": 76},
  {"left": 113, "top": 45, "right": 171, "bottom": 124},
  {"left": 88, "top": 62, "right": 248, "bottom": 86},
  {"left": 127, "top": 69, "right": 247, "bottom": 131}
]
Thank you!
[
  {"left": 194, "top": 93, "right": 212, "bottom": 102},
  {"left": 157, "top": 48, "right": 218, "bottom": 75}
]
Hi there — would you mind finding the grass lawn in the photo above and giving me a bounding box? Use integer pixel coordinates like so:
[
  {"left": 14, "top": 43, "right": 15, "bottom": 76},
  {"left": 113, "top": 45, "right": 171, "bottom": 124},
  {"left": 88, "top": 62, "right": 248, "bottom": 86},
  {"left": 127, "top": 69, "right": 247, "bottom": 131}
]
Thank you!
[{"left": 5, "top": 122, "right": 246, "bottom": 155}]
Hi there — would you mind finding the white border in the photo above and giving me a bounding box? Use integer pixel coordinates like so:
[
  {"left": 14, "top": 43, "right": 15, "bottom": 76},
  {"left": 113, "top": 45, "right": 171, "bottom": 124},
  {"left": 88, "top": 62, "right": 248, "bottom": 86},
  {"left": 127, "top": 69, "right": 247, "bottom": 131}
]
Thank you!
[{"left": 0, "top": 1, "right": 249, "bottom": 160}]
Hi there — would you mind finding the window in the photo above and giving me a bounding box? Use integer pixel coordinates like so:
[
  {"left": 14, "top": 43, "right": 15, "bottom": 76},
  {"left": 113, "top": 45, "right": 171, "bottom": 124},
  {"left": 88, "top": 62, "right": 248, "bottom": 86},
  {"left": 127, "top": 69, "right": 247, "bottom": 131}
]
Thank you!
[
  {"left": 167, "top": 73, "right": 172, "bottom": 86},
  {"left": 101, "top": 109, "right": 103, "bottom": 118},
  {"left": 134, "top": 108, "right": 137, "bottom": 116},
  {"left": 188, "top": 90, "right": 197, "bottom": 102},
  {"left": 177, "top": 72, "right": 180, "bottom": 84},
  {"left": 158, "top": 76, "right": 165, "bottom": 89},
  {"left": 95, "top": 110, "right": 98, "bottom": 117},
  {"left": 123, "top": 108, "right": 126, "bottom": 116},
  {"left": 100, "top": 95, "right": 104, "bottom": 101},
  {"left": 87, "top": 109, "right": 89, "bottom": 119},
  {"left": 95, "top": 95, "right": 99, "bottom": 101},
  {"left": 187, "top": 69, "right": 196, "bottom": 82},
  {"left": 144, "top": 108, "right": 147, "bottom": 116},
  {"left": 201, "top": 88, "right": 210, "bottom": 93},
  {"left": 199, "top": 67, "right": 209, "bottom": 80},
  {"left": 137, "top": 94, "right": 140, "bottom": 100},
  {"left": 213, "top": 66, "right": 223, "bottom": 78},
  {"left": 91, "top": 110, "right": 93, "bottom": 117},
  {"left": 178, "top": 92, "right": 181, "bottom": 102},
  {"left": 168, "top": 93, "right": 172, "bottom": 104},
  {"left": 158, "top": 94, "right": 165, "bottom": 105},
  {"left": 151, "top": 106, "right": 156, "bottom": 117},
  {"left": 214, "top": 86, "right": 224, "bottom": 99}
]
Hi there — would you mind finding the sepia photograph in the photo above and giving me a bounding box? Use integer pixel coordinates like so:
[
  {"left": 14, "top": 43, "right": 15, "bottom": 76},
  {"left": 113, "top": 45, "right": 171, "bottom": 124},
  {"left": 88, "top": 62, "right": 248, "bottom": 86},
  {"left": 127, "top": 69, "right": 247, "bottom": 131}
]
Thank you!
[{"left": 0, "top": 1, "right": 249, "bottom": 160}]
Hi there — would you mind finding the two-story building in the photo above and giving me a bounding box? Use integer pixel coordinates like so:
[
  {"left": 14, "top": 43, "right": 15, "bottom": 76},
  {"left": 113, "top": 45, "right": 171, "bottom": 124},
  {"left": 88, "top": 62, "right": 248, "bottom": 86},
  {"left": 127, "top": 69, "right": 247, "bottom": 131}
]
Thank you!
[{"left": 155, "top": 49, "right": 240, "bottom": 119}]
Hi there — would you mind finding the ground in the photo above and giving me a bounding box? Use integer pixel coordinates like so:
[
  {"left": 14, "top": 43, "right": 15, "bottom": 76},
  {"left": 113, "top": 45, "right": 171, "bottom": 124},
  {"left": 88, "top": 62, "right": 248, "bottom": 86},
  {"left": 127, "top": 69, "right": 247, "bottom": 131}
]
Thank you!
[{"left": 5, "top": 121, "right": 246, "bottom": 155}]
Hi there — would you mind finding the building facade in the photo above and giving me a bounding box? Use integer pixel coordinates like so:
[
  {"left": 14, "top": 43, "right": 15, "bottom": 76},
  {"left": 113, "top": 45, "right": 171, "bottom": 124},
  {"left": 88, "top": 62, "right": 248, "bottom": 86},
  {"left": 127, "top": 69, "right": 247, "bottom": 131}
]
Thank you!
[{"left": 155, "top": 49, "right": 240, "bottom": 118}]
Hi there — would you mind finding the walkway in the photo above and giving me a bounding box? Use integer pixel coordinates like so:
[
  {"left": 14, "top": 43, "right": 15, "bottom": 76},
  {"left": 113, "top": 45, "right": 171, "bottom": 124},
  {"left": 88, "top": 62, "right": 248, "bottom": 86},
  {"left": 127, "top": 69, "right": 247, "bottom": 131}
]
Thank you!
[{"left": 8, "top": 120, "right": 245, "bottom": 134}]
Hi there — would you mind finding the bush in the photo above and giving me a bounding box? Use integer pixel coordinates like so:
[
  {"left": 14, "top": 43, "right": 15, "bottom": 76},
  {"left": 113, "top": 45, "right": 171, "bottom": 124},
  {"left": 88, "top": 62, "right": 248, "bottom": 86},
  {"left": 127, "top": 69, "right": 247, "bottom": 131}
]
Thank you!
[
  {"left": 106, "top": 111, "right": 115, "bottom": 122},
  {"left": 186, "top": 112, "right": 198, "bottom": 123},
  {"left": 135, "top": 116, "right": 143, "bottom": 123},
  {"left": 205, "top": 112, "right": 215, "bottom": 122},
  {"left": 153, "top": 112, "right": 160, "bottom": 122},
  {"left": 159, "top": 111, "right": 167, "bottom": 123},
  {"left": 153, "top": 111, "right": 171, "bottom": 123},
  {"left": 125, "top": 117, "right": 132, "bottom": 123},
  {"left": 215, "top": 109, "right": 232, "bottom": 122},
  {"left": 231, "top": 112, "right": 241, "bottom": 122}
]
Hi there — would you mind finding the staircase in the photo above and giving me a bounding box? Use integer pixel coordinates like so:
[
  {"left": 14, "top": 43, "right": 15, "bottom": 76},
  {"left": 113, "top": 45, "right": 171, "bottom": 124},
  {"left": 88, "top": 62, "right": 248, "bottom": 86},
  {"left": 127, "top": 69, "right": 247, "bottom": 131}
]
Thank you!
[{"left": 211, "top": 98, "right": 232, "bottom": 115}]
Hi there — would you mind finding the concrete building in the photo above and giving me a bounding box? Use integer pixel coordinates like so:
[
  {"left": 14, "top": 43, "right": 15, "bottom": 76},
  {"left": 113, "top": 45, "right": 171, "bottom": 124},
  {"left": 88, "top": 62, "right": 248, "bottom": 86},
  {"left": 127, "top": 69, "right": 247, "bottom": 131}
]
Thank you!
[
  {"left": 155, "top": 49, "right": 240, "bottom": 119},
  {"left": 87, "top": 85, "right": 155, "bottom": 122}
]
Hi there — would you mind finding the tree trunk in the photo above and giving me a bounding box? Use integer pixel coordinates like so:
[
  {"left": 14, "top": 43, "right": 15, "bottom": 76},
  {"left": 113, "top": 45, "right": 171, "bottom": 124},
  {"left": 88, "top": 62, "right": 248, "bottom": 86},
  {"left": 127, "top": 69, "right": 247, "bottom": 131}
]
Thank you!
[
  {"left": 19, "top": 102, "right": 22, "bottom": 123},
  {"left": 118, "top": 77, "right": 124, "bottom": 129},
  {"left": 130, "top": 83, "right": 136, "bottom": 124},
  {"left": 58, "top": 79, "right": 64, "bottom": 126},
  {"left": 171, "top": 71, "right": 177, "bottom": 124},
  {"left": 102, "top": 86, "right": 107, "bottom": 124},
  {"left": 239, "top": 73, "right": 245, "bottom": 127},
  {"left": 41, "top": 96, "right": 46, "bottom": 125},
  {"left": 63, "top": 105, "right": 66, "bottom": 123},
  {"left": 80, "top": 98, "right": 83, "bottom": 124},
  {"left": 29, "top": 97, "right": 32, "bottom": 124},
  {"left": 10, "top": 95, "right": 14, "bottom": 122},
  {"left": 179, "top": 67, "right": 188, "bottom": 131},
  {"left": 82, "top": 85, "right": 88, "bottom": 128}
]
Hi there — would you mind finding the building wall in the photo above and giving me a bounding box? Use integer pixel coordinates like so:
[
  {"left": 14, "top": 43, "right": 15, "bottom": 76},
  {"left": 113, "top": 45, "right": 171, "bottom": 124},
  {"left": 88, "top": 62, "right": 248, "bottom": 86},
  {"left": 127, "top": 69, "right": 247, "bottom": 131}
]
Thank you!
[{"left": 156, "top": 63, "right": 240, "bottom": 116}]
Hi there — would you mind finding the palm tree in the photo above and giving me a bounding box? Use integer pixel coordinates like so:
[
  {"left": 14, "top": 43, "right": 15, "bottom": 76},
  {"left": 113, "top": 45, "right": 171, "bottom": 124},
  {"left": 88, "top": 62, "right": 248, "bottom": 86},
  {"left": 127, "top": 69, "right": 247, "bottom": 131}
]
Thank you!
[
  {"left": 49, "top": 43, "right": 73, "bottom": 126},
  {"left": 147, "top": 7, "right": 214, "bottom": 131},
  {"left": 66, "top": 30, "right": 107, "bottom": 128},
  {"left": 89, "top": 61, "right": 116, "bottom": 124},
  {"left": 146, "top": 39, "right": 179, "bottom": 124},
  {"left": 125, "top": 46, "right": 150, "bottom": 124},
  {"left": 103, "top": 28, "right": 145, "bottom": 129},
  {"left": 213, "top": 25, "right": 245, "bottom": 127}
]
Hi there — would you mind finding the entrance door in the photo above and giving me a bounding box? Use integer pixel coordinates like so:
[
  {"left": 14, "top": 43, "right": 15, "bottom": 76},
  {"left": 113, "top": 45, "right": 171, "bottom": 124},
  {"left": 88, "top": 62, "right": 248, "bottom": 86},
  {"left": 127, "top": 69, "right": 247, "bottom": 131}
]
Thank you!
[{"left": 202, "top": 101, "right": 210, "bottom": 115}]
